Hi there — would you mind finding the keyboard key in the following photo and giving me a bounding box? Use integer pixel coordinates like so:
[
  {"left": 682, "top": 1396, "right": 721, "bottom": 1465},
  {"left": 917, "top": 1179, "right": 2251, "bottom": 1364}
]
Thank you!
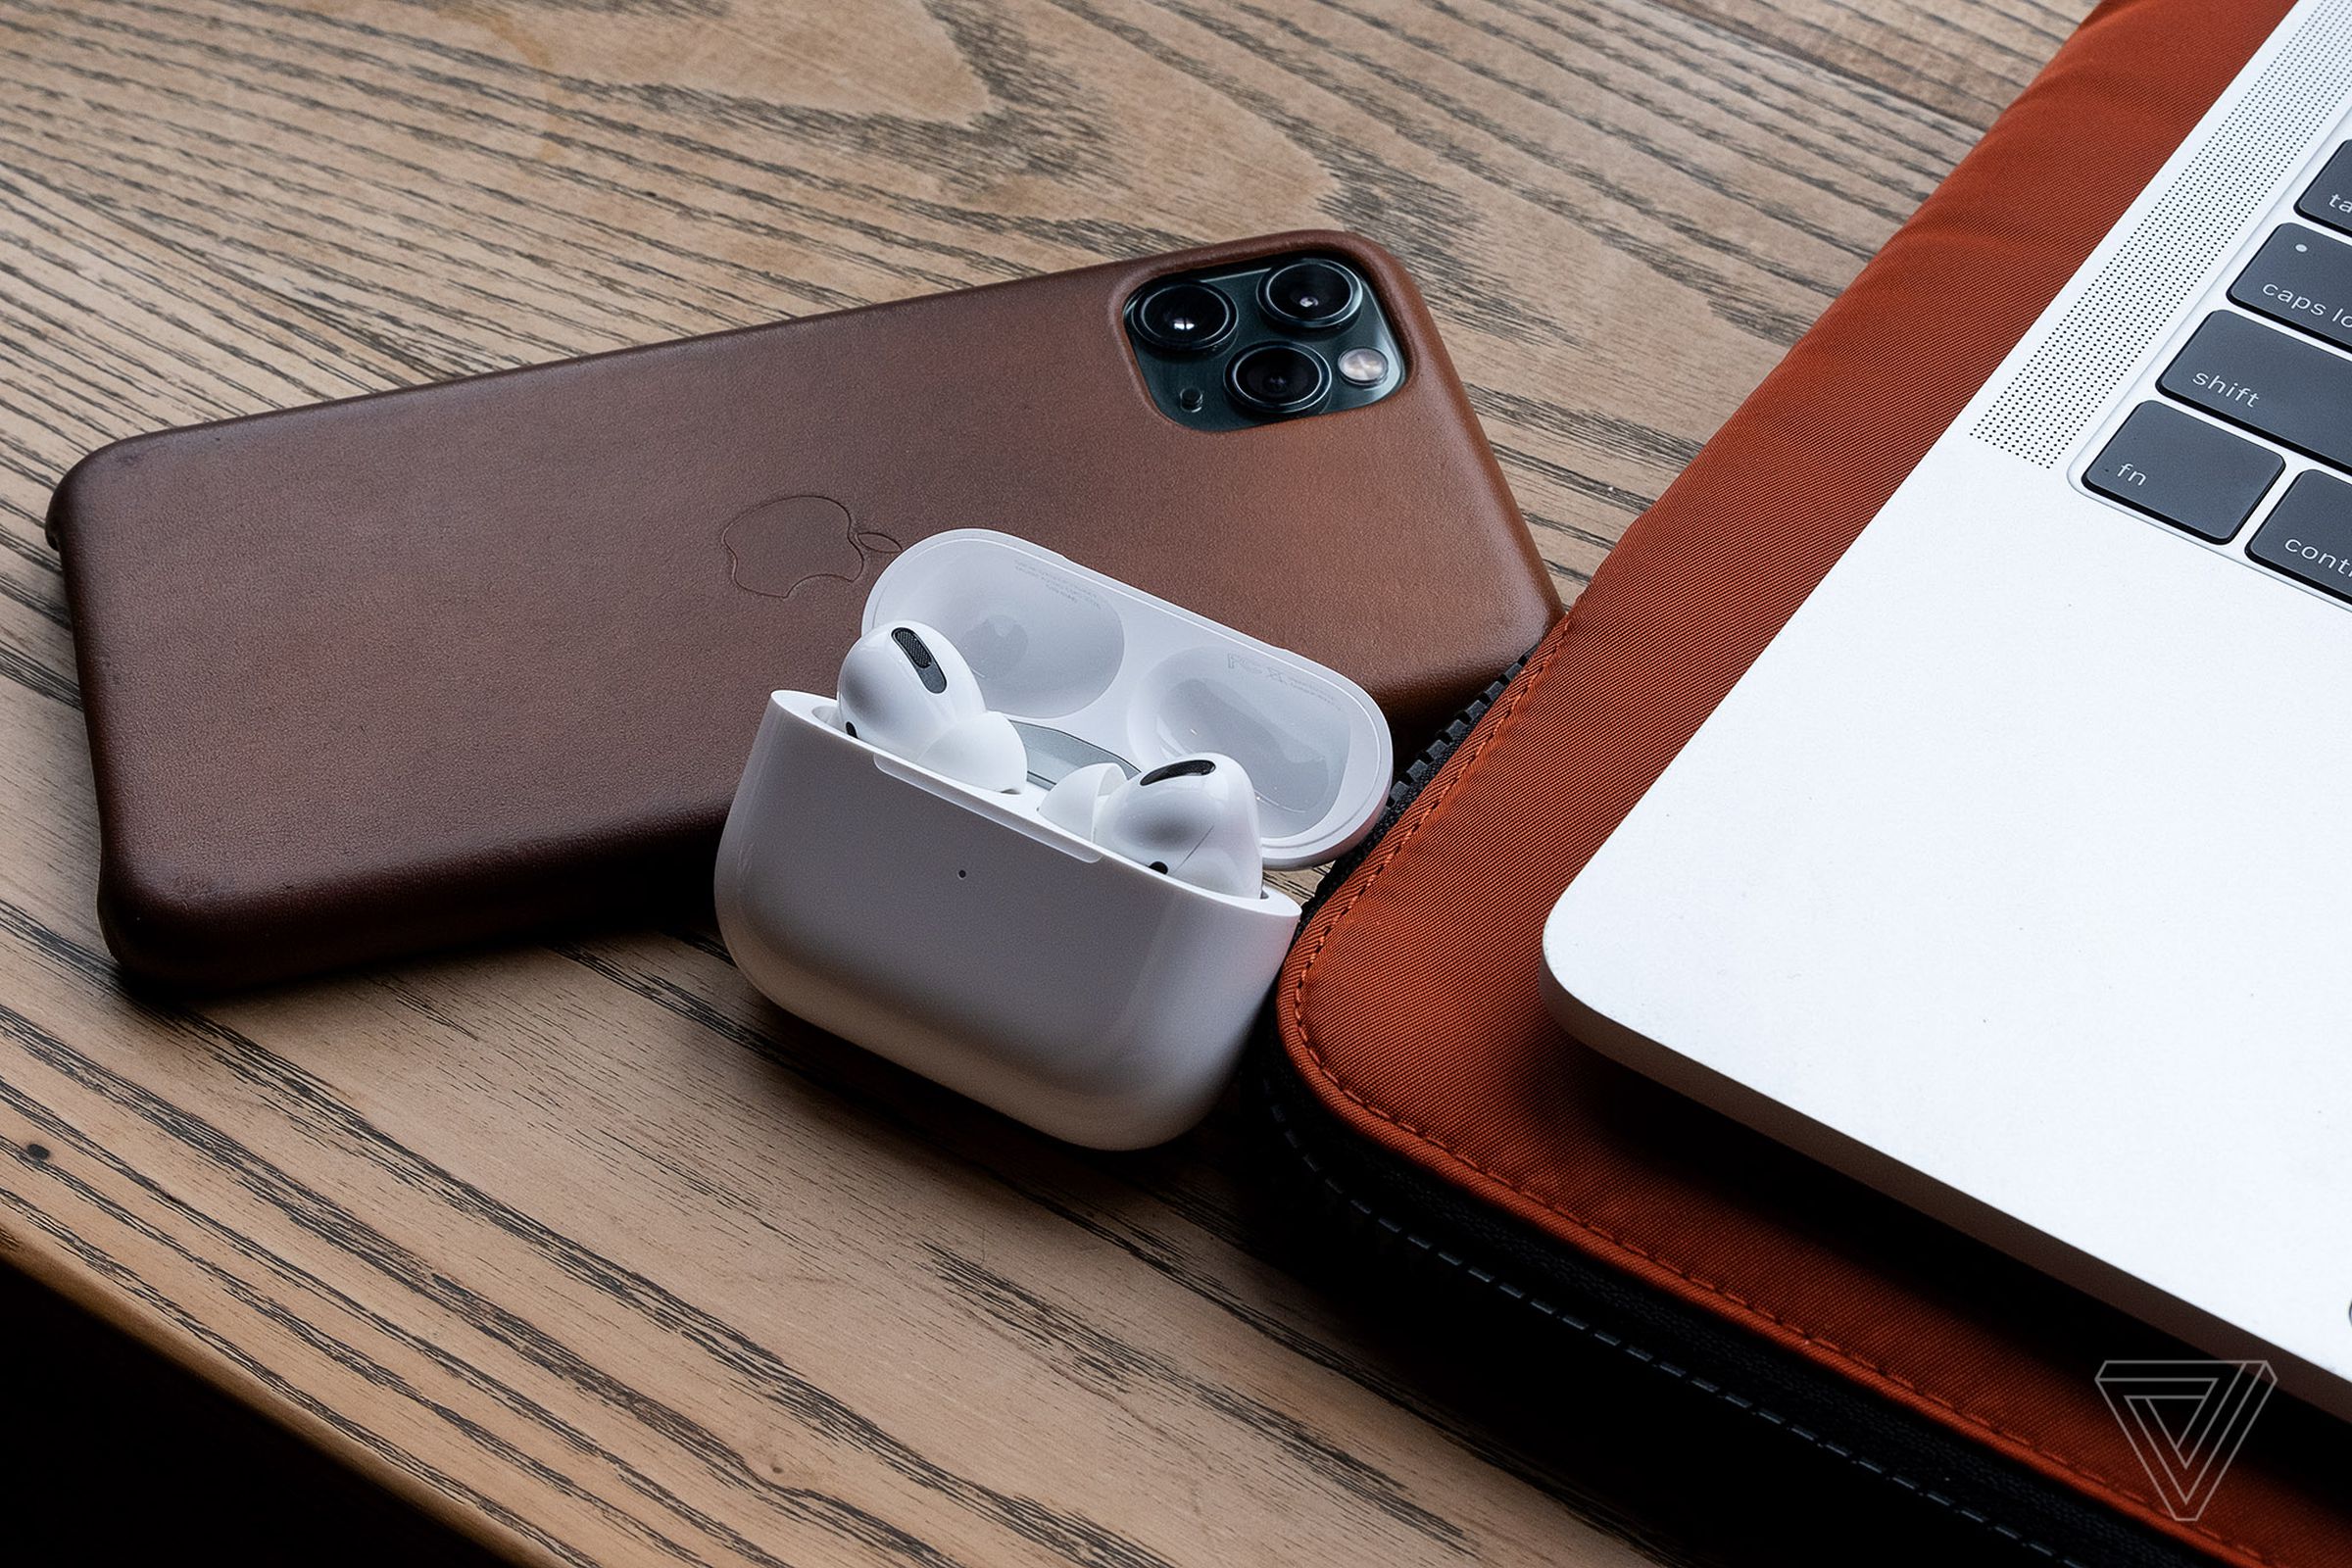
[
  {"left": 2084, "top": 402, "right": 2280, "bottom": 541},
  {"left": 2157, "top": 311, "right": 2352, "bottom": 469},
  {"left": 2229, "top": 224, "right": 2352, "bottom": 352},
  {"left": 2249, "top": 469, "right": 2352, "bottom": 601},
  {"left": 2296, "top": 143, "right": 2352, "bottom": 235}
]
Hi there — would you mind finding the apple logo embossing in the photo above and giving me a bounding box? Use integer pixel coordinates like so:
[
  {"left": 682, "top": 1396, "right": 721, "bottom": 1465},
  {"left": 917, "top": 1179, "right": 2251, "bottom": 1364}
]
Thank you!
[{"left": 720, "top": 493, "right": 902, "bottom": 600}]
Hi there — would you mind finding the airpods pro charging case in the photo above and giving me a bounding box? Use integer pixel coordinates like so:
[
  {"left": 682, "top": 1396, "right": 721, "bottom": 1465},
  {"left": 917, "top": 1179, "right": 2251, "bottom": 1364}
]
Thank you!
[{"left": 714, "top": 530, "right": 1394, "bottom": 1148}]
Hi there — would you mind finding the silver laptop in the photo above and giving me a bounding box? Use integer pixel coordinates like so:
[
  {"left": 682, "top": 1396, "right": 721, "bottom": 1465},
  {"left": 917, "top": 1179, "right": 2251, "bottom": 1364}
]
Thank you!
[{"left": 1544, "top": 0, "right": 2352, "bottom": 1423}]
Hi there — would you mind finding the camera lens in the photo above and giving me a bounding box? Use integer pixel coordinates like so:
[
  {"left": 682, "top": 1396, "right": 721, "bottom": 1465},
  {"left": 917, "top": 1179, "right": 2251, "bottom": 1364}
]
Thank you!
[
  {"left": 1132, "top": 281, "right": 1237, "bottom": 354},
  {"left": 1258, "top": 260, "right": 1361, "bottom": 331},
  {"left": 1226, "top": 343, "right": 1332, "bottom": 416}
]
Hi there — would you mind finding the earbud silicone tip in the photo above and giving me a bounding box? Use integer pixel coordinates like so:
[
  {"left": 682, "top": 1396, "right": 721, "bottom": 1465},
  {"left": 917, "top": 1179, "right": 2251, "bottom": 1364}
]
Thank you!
[
  {"left": 916, "top": 711, "right": 1028, "bottom": 794},
  {"left": 1037, "top": 761, "right": 1125, "bottom": 836}
]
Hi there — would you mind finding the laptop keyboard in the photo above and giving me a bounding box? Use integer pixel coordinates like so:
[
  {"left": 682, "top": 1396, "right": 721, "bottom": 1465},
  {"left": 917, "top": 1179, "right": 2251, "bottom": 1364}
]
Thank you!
[{"left": 2087, "top": 141, "right": 2352, "bottom": 603}]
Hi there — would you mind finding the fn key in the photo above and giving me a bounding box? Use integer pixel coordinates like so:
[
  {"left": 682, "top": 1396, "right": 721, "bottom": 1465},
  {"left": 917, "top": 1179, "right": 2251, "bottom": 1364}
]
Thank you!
[{"left": 2085, "top": 402, "right": 2280, "bottom": 541}]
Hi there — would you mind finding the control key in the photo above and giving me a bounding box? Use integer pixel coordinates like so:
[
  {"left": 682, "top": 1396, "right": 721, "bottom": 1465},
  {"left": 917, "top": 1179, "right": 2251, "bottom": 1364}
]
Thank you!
[{"left": 2250, "top": 469, "right": 2352, "bottom": 602}]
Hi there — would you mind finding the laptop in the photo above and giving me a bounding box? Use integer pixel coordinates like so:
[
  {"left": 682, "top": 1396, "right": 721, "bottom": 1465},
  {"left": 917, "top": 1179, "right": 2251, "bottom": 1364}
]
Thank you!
[{"left": 1543, "top": 0, "right": 2352, "bottom": 1423}]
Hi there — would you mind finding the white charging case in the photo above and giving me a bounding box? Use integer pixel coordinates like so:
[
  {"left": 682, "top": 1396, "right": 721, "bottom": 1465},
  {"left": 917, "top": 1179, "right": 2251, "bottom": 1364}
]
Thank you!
[{"left": 714, "top": 529, "right": 1393, "bottom": 1149}]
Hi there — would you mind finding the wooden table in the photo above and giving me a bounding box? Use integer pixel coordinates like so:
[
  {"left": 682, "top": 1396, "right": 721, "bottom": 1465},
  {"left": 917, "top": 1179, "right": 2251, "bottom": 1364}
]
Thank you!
[{"left": 0, "top": 2, "right": 2079, "bottom": 1562}]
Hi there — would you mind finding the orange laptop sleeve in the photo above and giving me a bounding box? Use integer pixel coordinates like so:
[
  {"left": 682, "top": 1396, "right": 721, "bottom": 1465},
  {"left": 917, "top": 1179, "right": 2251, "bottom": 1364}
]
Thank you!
[{"left": 1262, "top": 1, "right": 2352, "bottom": 1562}]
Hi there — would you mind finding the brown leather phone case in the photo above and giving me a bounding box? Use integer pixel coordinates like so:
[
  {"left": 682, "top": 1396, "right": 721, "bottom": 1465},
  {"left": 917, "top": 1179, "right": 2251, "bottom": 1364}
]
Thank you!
[{"left": 49, "top": 231, "right": 1555, "bottom": 990}]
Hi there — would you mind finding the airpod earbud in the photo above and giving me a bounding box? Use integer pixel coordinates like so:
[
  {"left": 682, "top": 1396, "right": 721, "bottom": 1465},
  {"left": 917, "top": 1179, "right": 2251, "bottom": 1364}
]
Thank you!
[
  {"left": 836, "top": 621, "right": 1026, "bottom": 793},
  {"left": 1093, "top": 754, "right": 1263, "bottom": 897},
  {"left": 837, "top": 630, "right": 1264, "bottom": 894}
]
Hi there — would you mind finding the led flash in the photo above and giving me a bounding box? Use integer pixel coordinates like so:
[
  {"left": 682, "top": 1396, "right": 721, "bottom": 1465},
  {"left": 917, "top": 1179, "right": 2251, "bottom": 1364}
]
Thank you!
[{"left": 1337, "top": 347, "right": 1389, "bottom": 386}]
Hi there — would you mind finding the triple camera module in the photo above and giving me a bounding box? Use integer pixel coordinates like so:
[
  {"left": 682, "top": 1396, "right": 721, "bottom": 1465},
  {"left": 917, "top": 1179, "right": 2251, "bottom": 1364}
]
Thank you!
[{"left": 1123, "top": 255, "right": 1406, "bottom": 431}]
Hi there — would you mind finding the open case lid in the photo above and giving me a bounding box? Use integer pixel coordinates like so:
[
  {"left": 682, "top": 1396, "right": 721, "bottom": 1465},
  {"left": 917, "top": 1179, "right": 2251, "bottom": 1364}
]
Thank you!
[{"left": 864, "top": 530, "right": 1393, "bottom": 869}]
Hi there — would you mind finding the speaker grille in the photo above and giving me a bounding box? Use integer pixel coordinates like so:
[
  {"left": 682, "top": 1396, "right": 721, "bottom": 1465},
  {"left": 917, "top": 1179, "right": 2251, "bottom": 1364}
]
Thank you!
[{"left": 1971, "top": 3, "right": 2352, "bottom": 467}]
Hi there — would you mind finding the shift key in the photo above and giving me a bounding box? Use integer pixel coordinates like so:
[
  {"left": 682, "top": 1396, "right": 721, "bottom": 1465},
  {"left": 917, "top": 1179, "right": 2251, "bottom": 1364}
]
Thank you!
[{"left": 2159, "top": 311, "right": 2352, "bottom": 469}]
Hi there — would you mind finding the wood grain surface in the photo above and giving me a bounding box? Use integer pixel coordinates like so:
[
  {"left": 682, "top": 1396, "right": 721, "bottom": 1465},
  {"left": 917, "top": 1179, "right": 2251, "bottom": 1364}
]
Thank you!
[{"left": 0, "top": 1, "right": 2082, "bottom": 1562}]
